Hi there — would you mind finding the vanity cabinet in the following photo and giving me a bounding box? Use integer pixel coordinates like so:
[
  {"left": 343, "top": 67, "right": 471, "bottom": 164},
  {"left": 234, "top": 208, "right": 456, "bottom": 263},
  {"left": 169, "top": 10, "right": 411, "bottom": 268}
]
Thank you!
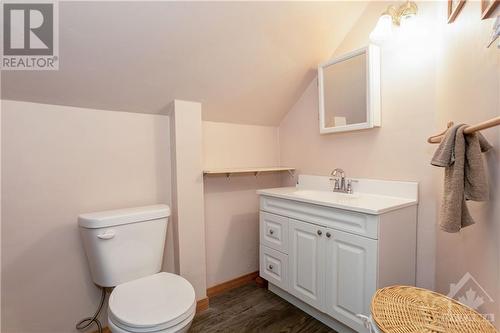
[{"left": 259, "top": 195, "right": 417, "bottom": 333}]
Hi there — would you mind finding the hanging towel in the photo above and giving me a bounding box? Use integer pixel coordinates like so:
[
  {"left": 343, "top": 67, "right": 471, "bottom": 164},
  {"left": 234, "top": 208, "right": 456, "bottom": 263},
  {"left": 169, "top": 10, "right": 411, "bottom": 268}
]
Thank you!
[{"left": 431, "top": 124, "right": 492, "bottom": 233}]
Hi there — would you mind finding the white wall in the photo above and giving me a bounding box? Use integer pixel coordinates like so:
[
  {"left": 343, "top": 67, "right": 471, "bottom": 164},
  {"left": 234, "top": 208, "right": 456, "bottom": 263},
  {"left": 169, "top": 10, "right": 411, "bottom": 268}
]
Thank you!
[
  {"left": 203, "top": 121, "right": 281, "bottom": 287},
  {"left": 1, "top": 101, "right": 172, "bottom": 333}
]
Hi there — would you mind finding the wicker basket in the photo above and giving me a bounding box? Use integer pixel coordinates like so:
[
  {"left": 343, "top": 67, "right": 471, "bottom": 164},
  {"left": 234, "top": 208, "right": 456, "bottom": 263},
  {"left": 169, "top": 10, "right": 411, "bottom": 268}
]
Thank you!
[{"left": 371, "top": 285, "right": 497, "bottom": 333}]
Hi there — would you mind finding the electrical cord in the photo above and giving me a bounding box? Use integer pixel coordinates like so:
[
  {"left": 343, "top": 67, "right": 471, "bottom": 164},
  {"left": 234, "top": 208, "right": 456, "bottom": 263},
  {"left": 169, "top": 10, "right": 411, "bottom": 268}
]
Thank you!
[{"left": 76, "top": 287, "right": 107, "bottom": 333}]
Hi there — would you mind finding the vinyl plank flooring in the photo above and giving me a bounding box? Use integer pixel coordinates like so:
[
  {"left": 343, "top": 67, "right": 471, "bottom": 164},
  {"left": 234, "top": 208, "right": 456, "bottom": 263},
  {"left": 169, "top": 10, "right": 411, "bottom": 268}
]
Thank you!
[{"left": 190, "top": 283, "right": 336, "bottom": 333}]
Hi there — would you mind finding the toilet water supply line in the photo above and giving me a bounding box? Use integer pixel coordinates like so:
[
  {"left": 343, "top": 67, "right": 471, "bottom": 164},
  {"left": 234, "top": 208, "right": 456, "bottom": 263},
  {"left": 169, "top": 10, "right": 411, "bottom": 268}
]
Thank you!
[{"left": 76, "top": 287, "right": 107, "bottom": 333}]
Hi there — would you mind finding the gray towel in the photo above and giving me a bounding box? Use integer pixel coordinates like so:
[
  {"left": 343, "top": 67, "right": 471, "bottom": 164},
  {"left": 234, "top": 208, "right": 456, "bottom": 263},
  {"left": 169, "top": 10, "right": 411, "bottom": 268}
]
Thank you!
[{"left": 431, "top": 124, "right": 492, "bottom": 233}]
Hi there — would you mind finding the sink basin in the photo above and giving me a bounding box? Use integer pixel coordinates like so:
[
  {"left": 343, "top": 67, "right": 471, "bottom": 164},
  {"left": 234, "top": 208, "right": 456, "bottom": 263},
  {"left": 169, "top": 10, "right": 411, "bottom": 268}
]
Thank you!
[
  {"left": 291, "top": 190, "right": 360, "bottom": 201},
  {"left": 257, "top": 176, "right": 418, "bottom": 215}
]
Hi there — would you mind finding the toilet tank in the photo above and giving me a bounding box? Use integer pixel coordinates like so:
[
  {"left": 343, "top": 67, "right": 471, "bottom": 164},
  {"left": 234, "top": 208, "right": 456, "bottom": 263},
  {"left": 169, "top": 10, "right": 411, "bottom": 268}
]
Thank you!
[{"left": 78, "top": 205, "right": 170, "bottom": 287}]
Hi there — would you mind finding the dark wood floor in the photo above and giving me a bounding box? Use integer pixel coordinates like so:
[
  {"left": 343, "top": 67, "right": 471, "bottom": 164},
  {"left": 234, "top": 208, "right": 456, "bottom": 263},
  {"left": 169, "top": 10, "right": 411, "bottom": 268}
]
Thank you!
[{"left": 190, "top": 283, "right": 335, "bottom": 333}]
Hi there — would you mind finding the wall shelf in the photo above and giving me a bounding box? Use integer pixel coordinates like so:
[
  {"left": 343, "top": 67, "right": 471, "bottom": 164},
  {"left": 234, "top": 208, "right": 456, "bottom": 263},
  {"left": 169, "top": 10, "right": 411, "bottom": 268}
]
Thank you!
[{"left": 203, "top": 167, "right": 295, "bottom": 179}]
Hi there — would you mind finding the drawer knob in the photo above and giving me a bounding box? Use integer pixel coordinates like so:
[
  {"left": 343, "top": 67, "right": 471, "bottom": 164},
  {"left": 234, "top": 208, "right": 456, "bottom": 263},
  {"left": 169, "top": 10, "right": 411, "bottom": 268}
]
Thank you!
[
  {"left": 326, "top": 232, "right": 331, "bottom": 238},
  {"left": 269, "top": 229, "right": 274, "bottom": 235},
  {"left": 317, "top": 230, "right": 322, "bottom": 236},
  {"left": 268, "top": 264, "right": 273, "bottom": 270}
]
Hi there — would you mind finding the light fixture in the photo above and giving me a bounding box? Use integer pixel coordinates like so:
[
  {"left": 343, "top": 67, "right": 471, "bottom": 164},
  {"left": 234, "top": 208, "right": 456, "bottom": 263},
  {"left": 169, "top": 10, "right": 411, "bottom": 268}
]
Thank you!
[
  {"left": 369, "top": 12, "right": 394, "bottom": 43},
  {"left": 370, "top": 1, "right": 418, "bottom": 43}
]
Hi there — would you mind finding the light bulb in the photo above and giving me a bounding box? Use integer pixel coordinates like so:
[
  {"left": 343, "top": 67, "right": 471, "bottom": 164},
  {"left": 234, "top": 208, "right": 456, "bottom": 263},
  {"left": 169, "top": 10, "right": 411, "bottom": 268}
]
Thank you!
[
  {"left": 369, "top": 14, "right": 393, "bottom": 43},
  {"left": 400, "top": 14, "right": 417, "bottom": 34},
  {"left": 400, "top": 15, "right": 422, "bottom": 39}
]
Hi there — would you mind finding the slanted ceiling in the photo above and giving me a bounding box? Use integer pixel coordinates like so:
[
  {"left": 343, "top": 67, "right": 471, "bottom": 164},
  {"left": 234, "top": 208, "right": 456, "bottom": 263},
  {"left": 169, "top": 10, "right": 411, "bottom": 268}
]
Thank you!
[{"left": 1, "top": 1, "right": 368, "bottom": 126}]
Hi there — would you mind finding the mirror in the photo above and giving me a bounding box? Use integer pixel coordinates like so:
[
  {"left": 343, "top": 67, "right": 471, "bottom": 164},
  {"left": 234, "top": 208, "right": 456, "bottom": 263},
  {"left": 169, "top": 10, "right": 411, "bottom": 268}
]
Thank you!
[{"left": 318, "top": 45, "right": 381, "bottom": 134}]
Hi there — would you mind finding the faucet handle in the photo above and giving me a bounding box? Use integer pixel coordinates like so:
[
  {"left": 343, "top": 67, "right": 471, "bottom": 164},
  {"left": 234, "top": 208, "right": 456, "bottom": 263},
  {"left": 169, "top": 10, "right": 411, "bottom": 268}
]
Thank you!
[
  {"left": 329, "top": 177, "right": 341, "bottom": 190},
  {"left": 346, "top": 179, "right": 358, "bottom": 194}
]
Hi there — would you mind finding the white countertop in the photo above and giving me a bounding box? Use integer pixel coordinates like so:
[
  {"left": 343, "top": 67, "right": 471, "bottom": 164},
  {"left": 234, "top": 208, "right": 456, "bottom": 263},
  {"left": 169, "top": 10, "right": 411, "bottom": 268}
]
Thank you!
[{"left": 257, "top": 187, "right": 418, "bottom": 215}]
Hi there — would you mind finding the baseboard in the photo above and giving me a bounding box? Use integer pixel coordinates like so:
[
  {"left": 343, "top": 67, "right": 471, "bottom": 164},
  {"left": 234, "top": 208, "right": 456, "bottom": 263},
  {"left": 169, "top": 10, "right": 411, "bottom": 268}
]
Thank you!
[
  {"left": 196, "top": 297, "right": 209, "bottom": 313},
  {"left": 93, "top": 327, "right": 111, "bottom": 333},
  {"left": 255, "top": 275, "right": 268, "bottom": 288},
  {"left": 206, "top": 271, "right": 259, "bottom": 297}
]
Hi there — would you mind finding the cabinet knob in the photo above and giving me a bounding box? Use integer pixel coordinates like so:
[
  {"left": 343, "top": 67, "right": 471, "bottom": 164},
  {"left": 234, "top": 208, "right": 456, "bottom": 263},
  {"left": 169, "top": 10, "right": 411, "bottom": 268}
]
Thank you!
[
  {"left": 317, "top": 230, "right": 322, "bottom": 236},
  {"left": 326, "top": 232, "right": 331, "bottom": 238},
  {"left": 269, "top": 229, "right": 274, "bottom": 235},
  {"left": 268, "top": 264, "right": 273, "bottom": 270}
]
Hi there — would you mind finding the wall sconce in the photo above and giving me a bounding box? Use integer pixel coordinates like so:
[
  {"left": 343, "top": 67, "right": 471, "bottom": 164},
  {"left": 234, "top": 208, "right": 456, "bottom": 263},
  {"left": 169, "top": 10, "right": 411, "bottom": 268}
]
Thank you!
[{"left": 370, "top": 1, "right": 418, "bottom": 43}]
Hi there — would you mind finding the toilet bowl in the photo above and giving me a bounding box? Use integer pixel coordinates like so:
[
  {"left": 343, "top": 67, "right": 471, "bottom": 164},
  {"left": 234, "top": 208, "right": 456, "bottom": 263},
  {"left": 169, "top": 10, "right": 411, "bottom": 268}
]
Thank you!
[
  {"left": 108, "top": 273, "right": 195, "bottom": 333},
  {"left": 78, "top": 205, "right": 196, "bottom": 333}
]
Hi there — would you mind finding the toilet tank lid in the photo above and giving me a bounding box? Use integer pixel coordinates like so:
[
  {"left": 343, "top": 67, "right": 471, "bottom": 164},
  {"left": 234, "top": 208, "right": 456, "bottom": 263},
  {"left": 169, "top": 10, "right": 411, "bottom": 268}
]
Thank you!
[{"left": 78, "top": 204, "right": 170, "bottom": 229}]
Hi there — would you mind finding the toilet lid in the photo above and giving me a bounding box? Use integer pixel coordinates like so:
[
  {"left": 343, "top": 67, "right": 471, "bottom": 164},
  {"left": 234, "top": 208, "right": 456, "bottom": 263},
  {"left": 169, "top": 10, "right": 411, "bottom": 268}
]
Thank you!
[{"left": 109, "top": 272, "right": 196, "bottom": 330}]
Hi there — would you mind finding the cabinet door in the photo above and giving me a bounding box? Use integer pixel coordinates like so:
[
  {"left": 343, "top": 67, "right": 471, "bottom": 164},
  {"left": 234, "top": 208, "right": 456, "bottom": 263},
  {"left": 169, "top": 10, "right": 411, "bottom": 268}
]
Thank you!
[
  {"left": 288, "top": 218, "right": 325, "bottom": 309},
  {"left": 324, "top": 228, "right": 377, "bottom": 332}
]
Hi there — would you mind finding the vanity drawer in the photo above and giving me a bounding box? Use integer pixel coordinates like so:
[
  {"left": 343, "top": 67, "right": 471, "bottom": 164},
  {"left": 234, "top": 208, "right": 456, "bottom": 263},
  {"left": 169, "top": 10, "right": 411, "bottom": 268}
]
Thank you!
[
  {"left": 260, "top": 211, "right": 289, "bottom": 253},
  {"left": 260, "top": 245, "right": 288, "bottom": 290},
  {"left": 260, "top": 196, "right": 379, "bottom": 239}
]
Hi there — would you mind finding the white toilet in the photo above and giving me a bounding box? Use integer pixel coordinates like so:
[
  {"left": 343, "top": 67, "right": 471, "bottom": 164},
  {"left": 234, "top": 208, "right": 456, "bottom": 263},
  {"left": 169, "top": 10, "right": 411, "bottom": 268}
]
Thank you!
[{"left": 79, "top": 205, "right": 196, "bottom": 333}]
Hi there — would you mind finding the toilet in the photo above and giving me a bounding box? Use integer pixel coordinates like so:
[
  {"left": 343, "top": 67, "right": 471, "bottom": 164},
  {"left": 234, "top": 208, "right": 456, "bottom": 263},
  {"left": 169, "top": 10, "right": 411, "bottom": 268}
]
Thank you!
[{"left": 78, "top": 205, "right": 195, "bottom": 333}]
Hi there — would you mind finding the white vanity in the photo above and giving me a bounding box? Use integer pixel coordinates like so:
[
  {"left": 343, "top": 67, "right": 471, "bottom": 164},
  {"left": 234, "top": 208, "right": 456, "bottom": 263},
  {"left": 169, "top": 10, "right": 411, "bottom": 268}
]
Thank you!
[{"left": 258, "top": 175, "right": 418, "bottom": 333}]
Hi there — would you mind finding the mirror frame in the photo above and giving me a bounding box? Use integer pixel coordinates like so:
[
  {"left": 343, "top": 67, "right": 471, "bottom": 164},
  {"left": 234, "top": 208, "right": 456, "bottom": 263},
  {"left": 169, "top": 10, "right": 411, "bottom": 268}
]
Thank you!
[{"left": 318, "top": 44, "right": 381, "bottom": 134}]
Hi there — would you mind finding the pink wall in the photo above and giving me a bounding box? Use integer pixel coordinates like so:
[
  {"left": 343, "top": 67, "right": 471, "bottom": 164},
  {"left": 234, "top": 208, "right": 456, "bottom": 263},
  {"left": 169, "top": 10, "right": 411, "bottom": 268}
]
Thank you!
[
  {"left": 202, "top": 121, "right": 281, "bottom": 287},
  {"left": 1, "top": 2, "right": 498, "bottom": 330},
  {"left": 280, "top": 1, "right": 440, "bottom": 289},
  {"left": 1, "top": 101, "right": 172, "bottom": 332},
  {"left": 0, "top": 96, "right": 2, "bottom": 332},
  {"left": 279, "top": 0, "right": 500, "bottom": 326},
  {"left": 434, "top": 1, "right": 500, "bottom": 323},
  {"left": 168, "top": 101, "right": 207, "bottom": 300}
]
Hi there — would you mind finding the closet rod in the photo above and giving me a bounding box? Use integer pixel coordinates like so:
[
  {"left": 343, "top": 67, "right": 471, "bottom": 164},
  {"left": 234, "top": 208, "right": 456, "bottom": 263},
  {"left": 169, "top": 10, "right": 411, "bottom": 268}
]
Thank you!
[{"left": 427, "top": 116, "right": 500, "bottom": 144}]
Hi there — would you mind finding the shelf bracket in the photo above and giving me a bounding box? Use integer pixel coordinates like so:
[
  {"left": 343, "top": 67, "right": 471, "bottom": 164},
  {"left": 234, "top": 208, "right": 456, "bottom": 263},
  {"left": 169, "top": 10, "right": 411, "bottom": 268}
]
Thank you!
[
  {"left": 287, "top": 169, "right": 295, "bottom": 178},
  {"left": 226, "top": 173, "right": 231, "bottom": 181}
]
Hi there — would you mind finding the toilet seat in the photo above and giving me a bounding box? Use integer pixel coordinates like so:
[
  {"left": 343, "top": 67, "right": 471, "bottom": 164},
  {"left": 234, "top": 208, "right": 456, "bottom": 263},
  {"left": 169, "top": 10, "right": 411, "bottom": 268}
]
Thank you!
[
  {"left": 108, "top": 311, "right": 195, "bottom": 333},
  {"left": 108, "top": 272, "right": 196, "bottom": 333}
]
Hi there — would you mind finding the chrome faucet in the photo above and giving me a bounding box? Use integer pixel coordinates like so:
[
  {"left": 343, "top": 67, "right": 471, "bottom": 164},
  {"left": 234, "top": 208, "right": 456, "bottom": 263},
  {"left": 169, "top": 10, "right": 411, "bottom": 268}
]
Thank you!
[
  {"left": 330, "top": 168, "right": 354, "bottom": 194},
  {"left": 330, "top": 168, "right": 345, "bottom": 191}
]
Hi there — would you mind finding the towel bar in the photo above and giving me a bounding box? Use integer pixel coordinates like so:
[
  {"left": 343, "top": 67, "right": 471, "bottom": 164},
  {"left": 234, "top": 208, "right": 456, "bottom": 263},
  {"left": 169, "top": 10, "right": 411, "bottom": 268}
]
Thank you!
[{"left": 428, "top": 116, "right": 500, "bottom": 144}]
